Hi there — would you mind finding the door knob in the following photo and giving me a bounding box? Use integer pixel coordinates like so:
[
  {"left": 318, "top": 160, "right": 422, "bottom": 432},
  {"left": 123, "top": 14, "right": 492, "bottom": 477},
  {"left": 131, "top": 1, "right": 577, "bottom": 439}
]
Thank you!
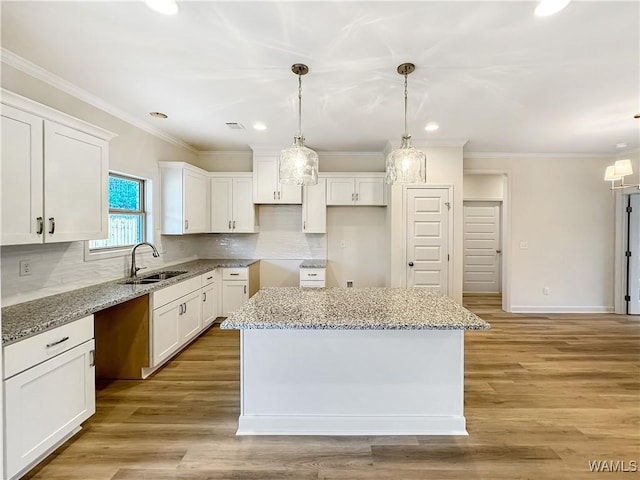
[
  {"left": 496, "top": 250, "right": 502, "bottom": 254},
  {"left": 408, "top": 261, "right": 414, "bottom": 267}
]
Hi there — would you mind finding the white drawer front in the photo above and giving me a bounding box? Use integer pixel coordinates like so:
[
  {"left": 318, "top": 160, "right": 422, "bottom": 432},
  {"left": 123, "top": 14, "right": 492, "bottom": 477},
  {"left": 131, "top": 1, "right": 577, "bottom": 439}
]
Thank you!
[
  {"left": 300, "top": 268, "right": 326, "bottom": 281},
  {"left": 223, "top": 267, "right": 248, "bottom": 280},
  {"left": 300, "top": 280, "right": 325, "bottom": 288},
  {"left": 4, "top": 315, "right": 94, "bottom": 380},
  {"left": 201, "top": 269, "right": 217, "bottom": 286},
  {"left": 153, "top": 276, "right": 202, "bottom": 309}
]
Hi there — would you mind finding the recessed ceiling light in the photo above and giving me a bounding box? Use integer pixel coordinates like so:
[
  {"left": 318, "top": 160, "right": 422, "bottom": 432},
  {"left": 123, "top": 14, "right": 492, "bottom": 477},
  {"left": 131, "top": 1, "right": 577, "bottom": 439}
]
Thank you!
[
  {"left": 424, "top": 122, "right": 439, "bottom": 132},
  {"left": 534, "top": 0, "right": 570, "bottom": 17},
  {"left": 616, "top": 142, "right": 628, "bottom": 149},
  {"left": 149, "top": 111, "right": 168, "bottom": 119},
  {"left": 145, "top": 0, "right": 178, "bottom": 15},
  {"left": 225, "top": 122, "right": 245, "bottom": 130},
  {"left": 253, "top": 122, "right": 267, "bottom": 131}
]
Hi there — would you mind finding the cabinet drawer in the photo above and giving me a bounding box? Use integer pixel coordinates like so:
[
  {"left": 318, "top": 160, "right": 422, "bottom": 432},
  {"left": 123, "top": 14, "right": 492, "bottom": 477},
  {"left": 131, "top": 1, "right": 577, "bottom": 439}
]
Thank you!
[
  {"left": 153, "top": 276, "right": 201, "bottom": 309},
  {"left": 300, "top": 280, "right": 325, "bottom": 288},
  {"left": 4, "top": 315, "right": 94, "bottom": 380},
  {"left": 201, "top": 270, "right": 217, "bottom": 286},
  {"left": 300, "top": 268, "right": 326, "bottom": 281},
  {"left": 223, "top": 267, "right": 248, "bottom": 280}
]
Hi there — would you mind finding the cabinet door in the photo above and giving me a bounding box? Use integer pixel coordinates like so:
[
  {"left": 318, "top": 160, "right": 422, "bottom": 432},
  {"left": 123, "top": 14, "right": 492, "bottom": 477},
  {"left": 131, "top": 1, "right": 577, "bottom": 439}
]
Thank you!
[
  {"left": 152, "top": 299, "right": 181, "bottom": 366},
  {"left": 232, "top": 177, "right": 256, "bottom": 232},
  {"left": 222, "top": 281, "right": 248, "bottom": 316},
  {"left": 1, "top": 105, "right": 44, "bottom": 245},
  {"left": 210, "top": 177, "right": 232, "bottom": 232},
  {"left": 183, "top": 170, "right": 209, "bottom": 233},
  {"left": 326, "top": 178, "right": 355, "bottom": 205},
  {"left": 202, "top": 283, "right": 218, "bottom": 327},
  {"left": 355, "top": 177, "right": 385, "bottom": 205},
  {"left": 44, "top": 121, "right": 108, "bottom": 243},
  {"left": 178, "top": 291, "right": 203, "bottom": 343},
  {"left": 278, "top": 182, "right": 302, "bottom": 204},
  {"left": 4, "top": 340, "right": 95, "bottom": 480},
  {"left": 302, "top": 178, "right": 326, "bottom": 233},
  {"left": 253, "top": 156, "right": 279, "bottom": 203}
]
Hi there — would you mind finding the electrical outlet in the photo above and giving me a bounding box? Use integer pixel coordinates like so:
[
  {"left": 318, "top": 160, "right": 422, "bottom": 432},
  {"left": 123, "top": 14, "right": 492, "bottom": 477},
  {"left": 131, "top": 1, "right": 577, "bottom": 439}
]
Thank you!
[
  {"left": 519, "top": 241, "right": 529, "bottom": 250},
  {"left": 346, "top": 280, "right": 353, "bottom": 288},
  {"left": 19, "top": 260, "right": 32, "bottom": 276},
  {"left": 543, "top": 287, "right": 550, "bottom": 295}
]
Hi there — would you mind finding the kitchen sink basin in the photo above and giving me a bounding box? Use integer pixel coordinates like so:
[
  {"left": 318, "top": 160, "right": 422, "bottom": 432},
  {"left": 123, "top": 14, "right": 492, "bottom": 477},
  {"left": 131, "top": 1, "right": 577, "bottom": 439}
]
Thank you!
[{"left": 120, "top": 270, "right": 188, "bottom": 285}]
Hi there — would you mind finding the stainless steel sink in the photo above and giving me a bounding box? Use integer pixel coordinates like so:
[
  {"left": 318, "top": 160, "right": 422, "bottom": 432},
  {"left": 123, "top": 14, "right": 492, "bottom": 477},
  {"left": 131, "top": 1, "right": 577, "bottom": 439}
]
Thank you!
[{"left": 120, "top": 270, "right": 187, "bottom": 285}]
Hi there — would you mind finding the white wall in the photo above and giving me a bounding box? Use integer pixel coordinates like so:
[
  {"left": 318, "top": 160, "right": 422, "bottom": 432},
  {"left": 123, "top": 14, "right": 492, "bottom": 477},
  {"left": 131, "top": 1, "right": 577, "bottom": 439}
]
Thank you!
[
  {"left": 1, "top": 63, "right": 200, "bottom": 305},
  {"left": 463, "top": 174, "right": 505, "bottom": 200},
  {"left": 326, "top": 207, "right": 388, "bottom": 288},
  {"left": 464, "top": 154, "right": 615, "bottom": 312}
]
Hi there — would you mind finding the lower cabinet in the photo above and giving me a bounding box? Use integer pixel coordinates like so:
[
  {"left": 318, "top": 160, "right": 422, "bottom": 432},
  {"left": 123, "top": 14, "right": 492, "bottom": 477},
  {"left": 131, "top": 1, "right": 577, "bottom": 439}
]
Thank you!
[
  {"left": 221, "top": 263, "right": 260, "bottom": 316},
  {"left": 300, "top": 267, "right": 326, "bottom": 288},
  {"left": 202, "top": 270, "right": 220, "bottom": 327},
  {"left": 3, "top": 316, "right": 95, "bottom": 480}
]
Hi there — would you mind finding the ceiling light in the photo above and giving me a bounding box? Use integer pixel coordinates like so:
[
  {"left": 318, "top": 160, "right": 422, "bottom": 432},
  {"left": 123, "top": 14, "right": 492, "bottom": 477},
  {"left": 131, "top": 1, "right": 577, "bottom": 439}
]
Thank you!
[
  {"left": 279, "top": 64, "right": 318, "bottom": 186},
  {"left": 149, "top": 111, "right": 168, "bottom": 118},
  {"left": 253, "top": 122, "right": 267, "bottom": 131},
  {"left": 386, "top": 63, "right": 426, "bottom": 185},
  {"left": 225, "top": 122, "right": 245, "bottom": 130},
  {"left": 614, "top": 159, "right": 634, "bottom": 177},
  {"left": 424, "top": 122, "right": 439, "bottom": 132},
  {"left": 534, "top": 0, "right": 571, "bottom": 17},
  {"left": 145, "top": 0, "right": 178, "bottom": 15}
]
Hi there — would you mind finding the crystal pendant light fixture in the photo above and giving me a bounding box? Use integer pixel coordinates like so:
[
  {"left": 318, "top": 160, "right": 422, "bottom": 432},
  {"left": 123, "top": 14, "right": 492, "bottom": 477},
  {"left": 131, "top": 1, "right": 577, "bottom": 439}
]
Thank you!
[
  {"left": 386, "top": 63, "right": 426, "bottom": 184},
  {"left": 279, "top": 64, "right": 318, "bottom": 186}
]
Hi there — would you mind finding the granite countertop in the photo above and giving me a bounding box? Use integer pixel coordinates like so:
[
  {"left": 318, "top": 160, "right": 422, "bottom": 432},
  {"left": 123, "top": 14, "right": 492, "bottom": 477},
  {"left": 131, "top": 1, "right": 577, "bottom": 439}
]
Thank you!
[
  {"left": 2, "top": 259, "right": 259, "bottom": 346},
  {"left": 300, "top": 259, "right": 327, "bottom": 268},
  {"left": 221, "top": 287, "right": 490, "bottom": 331}
]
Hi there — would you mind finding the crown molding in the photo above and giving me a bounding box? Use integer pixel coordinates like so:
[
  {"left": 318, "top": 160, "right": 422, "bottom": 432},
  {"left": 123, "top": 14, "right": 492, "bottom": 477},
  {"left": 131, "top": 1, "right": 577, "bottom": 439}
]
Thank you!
[
  {"left": 1, "top": 48, "right": 197, "bottom": 153},
  {"left": 464, "top": 151, "right": 609, "bottom": 159},
  {"left": 198, "top": 150, "right": 252, "bottom": 159}
]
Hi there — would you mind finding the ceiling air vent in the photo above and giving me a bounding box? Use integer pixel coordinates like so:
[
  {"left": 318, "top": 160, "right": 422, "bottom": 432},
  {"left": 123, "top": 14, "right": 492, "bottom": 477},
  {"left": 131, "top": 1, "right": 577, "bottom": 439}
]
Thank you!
[{"left": 225, "top": 122, "right": 245, "bottom": 130}]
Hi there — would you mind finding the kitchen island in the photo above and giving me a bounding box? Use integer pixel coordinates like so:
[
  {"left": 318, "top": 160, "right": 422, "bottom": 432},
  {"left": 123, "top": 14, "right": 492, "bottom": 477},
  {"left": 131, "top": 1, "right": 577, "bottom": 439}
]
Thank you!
[{"left": 221, "top": 287, "right": 490, "bottom": 436}]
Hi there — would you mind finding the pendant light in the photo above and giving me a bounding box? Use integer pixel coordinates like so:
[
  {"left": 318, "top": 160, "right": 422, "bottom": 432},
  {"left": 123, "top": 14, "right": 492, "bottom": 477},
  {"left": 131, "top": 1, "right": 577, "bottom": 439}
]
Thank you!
[
  {"left": 386, "top": 63, "right": 426, "bottom": 184},
  {"left": 279, "top": 64, "right": 318, "bottom": 186}
]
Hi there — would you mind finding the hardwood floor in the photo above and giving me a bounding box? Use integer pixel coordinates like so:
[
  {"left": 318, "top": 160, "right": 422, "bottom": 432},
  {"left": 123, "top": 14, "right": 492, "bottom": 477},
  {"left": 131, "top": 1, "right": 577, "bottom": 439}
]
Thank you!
[{"left": 24, "top": 296, "right": 640, "bottom": 480}]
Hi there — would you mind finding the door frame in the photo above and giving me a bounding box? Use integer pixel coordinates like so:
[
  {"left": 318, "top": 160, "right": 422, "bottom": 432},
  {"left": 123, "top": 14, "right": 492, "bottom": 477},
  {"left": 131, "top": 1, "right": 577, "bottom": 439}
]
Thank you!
[
  {"left": 401, "top": 184, "right": 454, "bottom": 296},
  {"left": 614, "top": 190, "right": 640, "bottom": 314},
  {"left": 463, "top": 169, "right": 512, "bottom": 312},
  {"left": 462, "top": 200, "right": 503, "bottom": 295}
]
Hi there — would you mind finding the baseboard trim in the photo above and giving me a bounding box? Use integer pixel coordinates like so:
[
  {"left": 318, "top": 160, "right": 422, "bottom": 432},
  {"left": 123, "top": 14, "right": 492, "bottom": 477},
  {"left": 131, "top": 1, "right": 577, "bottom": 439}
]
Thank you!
[
  {"left": 510, "top": 306, "right": 615, "bottom": 314},
  {"left": 236, "top": 415, "right": 468, "bottom": 436}
]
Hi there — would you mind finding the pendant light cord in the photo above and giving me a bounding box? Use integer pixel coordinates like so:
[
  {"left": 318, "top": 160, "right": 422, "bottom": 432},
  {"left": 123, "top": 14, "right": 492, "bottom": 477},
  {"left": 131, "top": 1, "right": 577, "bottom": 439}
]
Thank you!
[
  {"left": 403, "top": 73, "right": 408, "bottom": 138},
  {"left": 297, "top": 73, "right": 303, "bottom": 138}
]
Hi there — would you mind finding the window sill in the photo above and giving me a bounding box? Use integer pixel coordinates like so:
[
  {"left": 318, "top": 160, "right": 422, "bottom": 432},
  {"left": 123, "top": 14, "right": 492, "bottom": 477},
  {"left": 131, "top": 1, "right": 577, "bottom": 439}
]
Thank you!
[{"left": 84, "top": 242, "right": 131, "bottom": 262}]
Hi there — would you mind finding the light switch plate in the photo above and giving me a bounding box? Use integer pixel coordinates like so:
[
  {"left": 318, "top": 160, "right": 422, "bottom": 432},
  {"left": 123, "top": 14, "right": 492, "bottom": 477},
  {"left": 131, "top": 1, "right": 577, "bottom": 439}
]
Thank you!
[{"left": 519, "top": 241, "right": 529, "bottom": 250}]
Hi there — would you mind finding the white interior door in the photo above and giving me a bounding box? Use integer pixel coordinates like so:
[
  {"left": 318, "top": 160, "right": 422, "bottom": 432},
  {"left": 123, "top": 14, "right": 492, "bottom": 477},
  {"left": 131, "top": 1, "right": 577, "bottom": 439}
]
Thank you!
[
  {"left": 405, "top": 187, "right": 449, "bottom": 294},
  {"left": 628, "top": 194, "right": 639, "bottom": 315},
  {"left": 463, "top": 202, "right": 501, "bottom": 294}
]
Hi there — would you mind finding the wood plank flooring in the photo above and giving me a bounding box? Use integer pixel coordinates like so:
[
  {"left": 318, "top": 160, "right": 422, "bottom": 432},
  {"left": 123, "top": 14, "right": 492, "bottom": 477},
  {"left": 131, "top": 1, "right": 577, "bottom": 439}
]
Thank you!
[{"left": 24, "top": 296, "right": 640, "bottom": 479}]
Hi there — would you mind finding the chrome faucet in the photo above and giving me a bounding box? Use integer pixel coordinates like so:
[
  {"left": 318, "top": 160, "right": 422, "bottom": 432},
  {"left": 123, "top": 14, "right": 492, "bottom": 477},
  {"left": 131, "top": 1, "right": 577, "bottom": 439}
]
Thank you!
[{"left": 130, "top": 242, "right": 160, "bottom": 279}]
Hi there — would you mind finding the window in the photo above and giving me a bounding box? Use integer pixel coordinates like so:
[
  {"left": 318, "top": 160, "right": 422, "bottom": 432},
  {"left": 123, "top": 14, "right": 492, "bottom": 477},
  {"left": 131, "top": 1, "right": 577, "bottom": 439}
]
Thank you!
[{"left": 89, "top": 173, "right": 145, "bottom": 251}]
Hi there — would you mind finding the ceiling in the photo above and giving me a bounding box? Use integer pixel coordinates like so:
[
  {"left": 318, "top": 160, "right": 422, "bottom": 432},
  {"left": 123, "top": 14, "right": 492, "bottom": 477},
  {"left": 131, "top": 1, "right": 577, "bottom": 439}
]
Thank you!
[{"left": 1, "top": 1, "right": 639, "bottom": 155}]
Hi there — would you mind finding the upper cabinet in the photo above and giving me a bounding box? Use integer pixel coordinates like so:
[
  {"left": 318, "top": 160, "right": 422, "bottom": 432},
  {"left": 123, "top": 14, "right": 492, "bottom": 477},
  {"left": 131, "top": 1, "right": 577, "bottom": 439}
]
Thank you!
[
  {"left": 325, "top": 173, "right": 387, "bottom": 206},
  {"left": 160, "top": 162, "right": 210, "bottom": 234},
  {"left": 1, "top": 91, "right": 114, "bottom": 246},
  {"left": 210, "top": 173, "right": 258, "bottom": 233},
  {"left": 302, "top": 178, "right": 326, "bottom": 233},
  {"left": 252, "top": 150, "right": 302, "bottom": 204}
]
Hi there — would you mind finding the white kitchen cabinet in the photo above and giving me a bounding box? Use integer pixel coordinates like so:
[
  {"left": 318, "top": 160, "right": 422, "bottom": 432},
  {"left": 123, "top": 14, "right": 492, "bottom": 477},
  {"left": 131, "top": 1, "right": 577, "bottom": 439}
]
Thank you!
[
  {"left": 210, "top": 173, "right": 258, "bottom": 233},
  {"left": 3, "top": 316, "right": 95, "bottom": 480},
  {"left": 302, "top": 178, "right": 326, "bottom": 233},
  {"left": 160, "top": 162, "right": 210, "bottom": 234},
  {"left": 151, "top": 298, "right": 182, "bottom": 366},
  {"left": 1, "top": 92, "right": 114, "bottom": 246},
  {"left": 201, "top": 270, "right": 220, "bottom": 327},
  {"left": 252, "top": 153, "right": 302, "bottom": 204},
  {"left": 325, "top": 173, "right": 386, "bottom": 206},
  {"left": 221, "top": 263, "right": 260, "bottom": 316},
  {"left": 300, "top": 267, "right": 326, "bottom": 288}
]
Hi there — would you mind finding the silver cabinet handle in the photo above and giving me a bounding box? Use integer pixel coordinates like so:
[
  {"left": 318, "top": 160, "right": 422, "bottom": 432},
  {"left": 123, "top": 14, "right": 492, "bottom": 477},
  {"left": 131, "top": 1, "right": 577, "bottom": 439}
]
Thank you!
[
  {"left": 36, "top": 216, "right": 44, "bottom": 235},
  {"left": 46, "top": 336, "right": 69, "bottom": 348},
  {"left": 48, "top": 217, "right": 55, "bottom": 234},
  {"left": 244, "top": 285, "right": 247, "bottom": 294},
  {"left": 233, "top": 220, "right": 236, "bottom": 229}
]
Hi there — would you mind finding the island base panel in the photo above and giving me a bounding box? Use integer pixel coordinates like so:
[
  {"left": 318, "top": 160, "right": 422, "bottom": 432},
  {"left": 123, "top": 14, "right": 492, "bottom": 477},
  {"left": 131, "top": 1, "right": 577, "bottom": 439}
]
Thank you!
[{"left": 239, "top": 329, "right": 466, "bottom": 435}]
